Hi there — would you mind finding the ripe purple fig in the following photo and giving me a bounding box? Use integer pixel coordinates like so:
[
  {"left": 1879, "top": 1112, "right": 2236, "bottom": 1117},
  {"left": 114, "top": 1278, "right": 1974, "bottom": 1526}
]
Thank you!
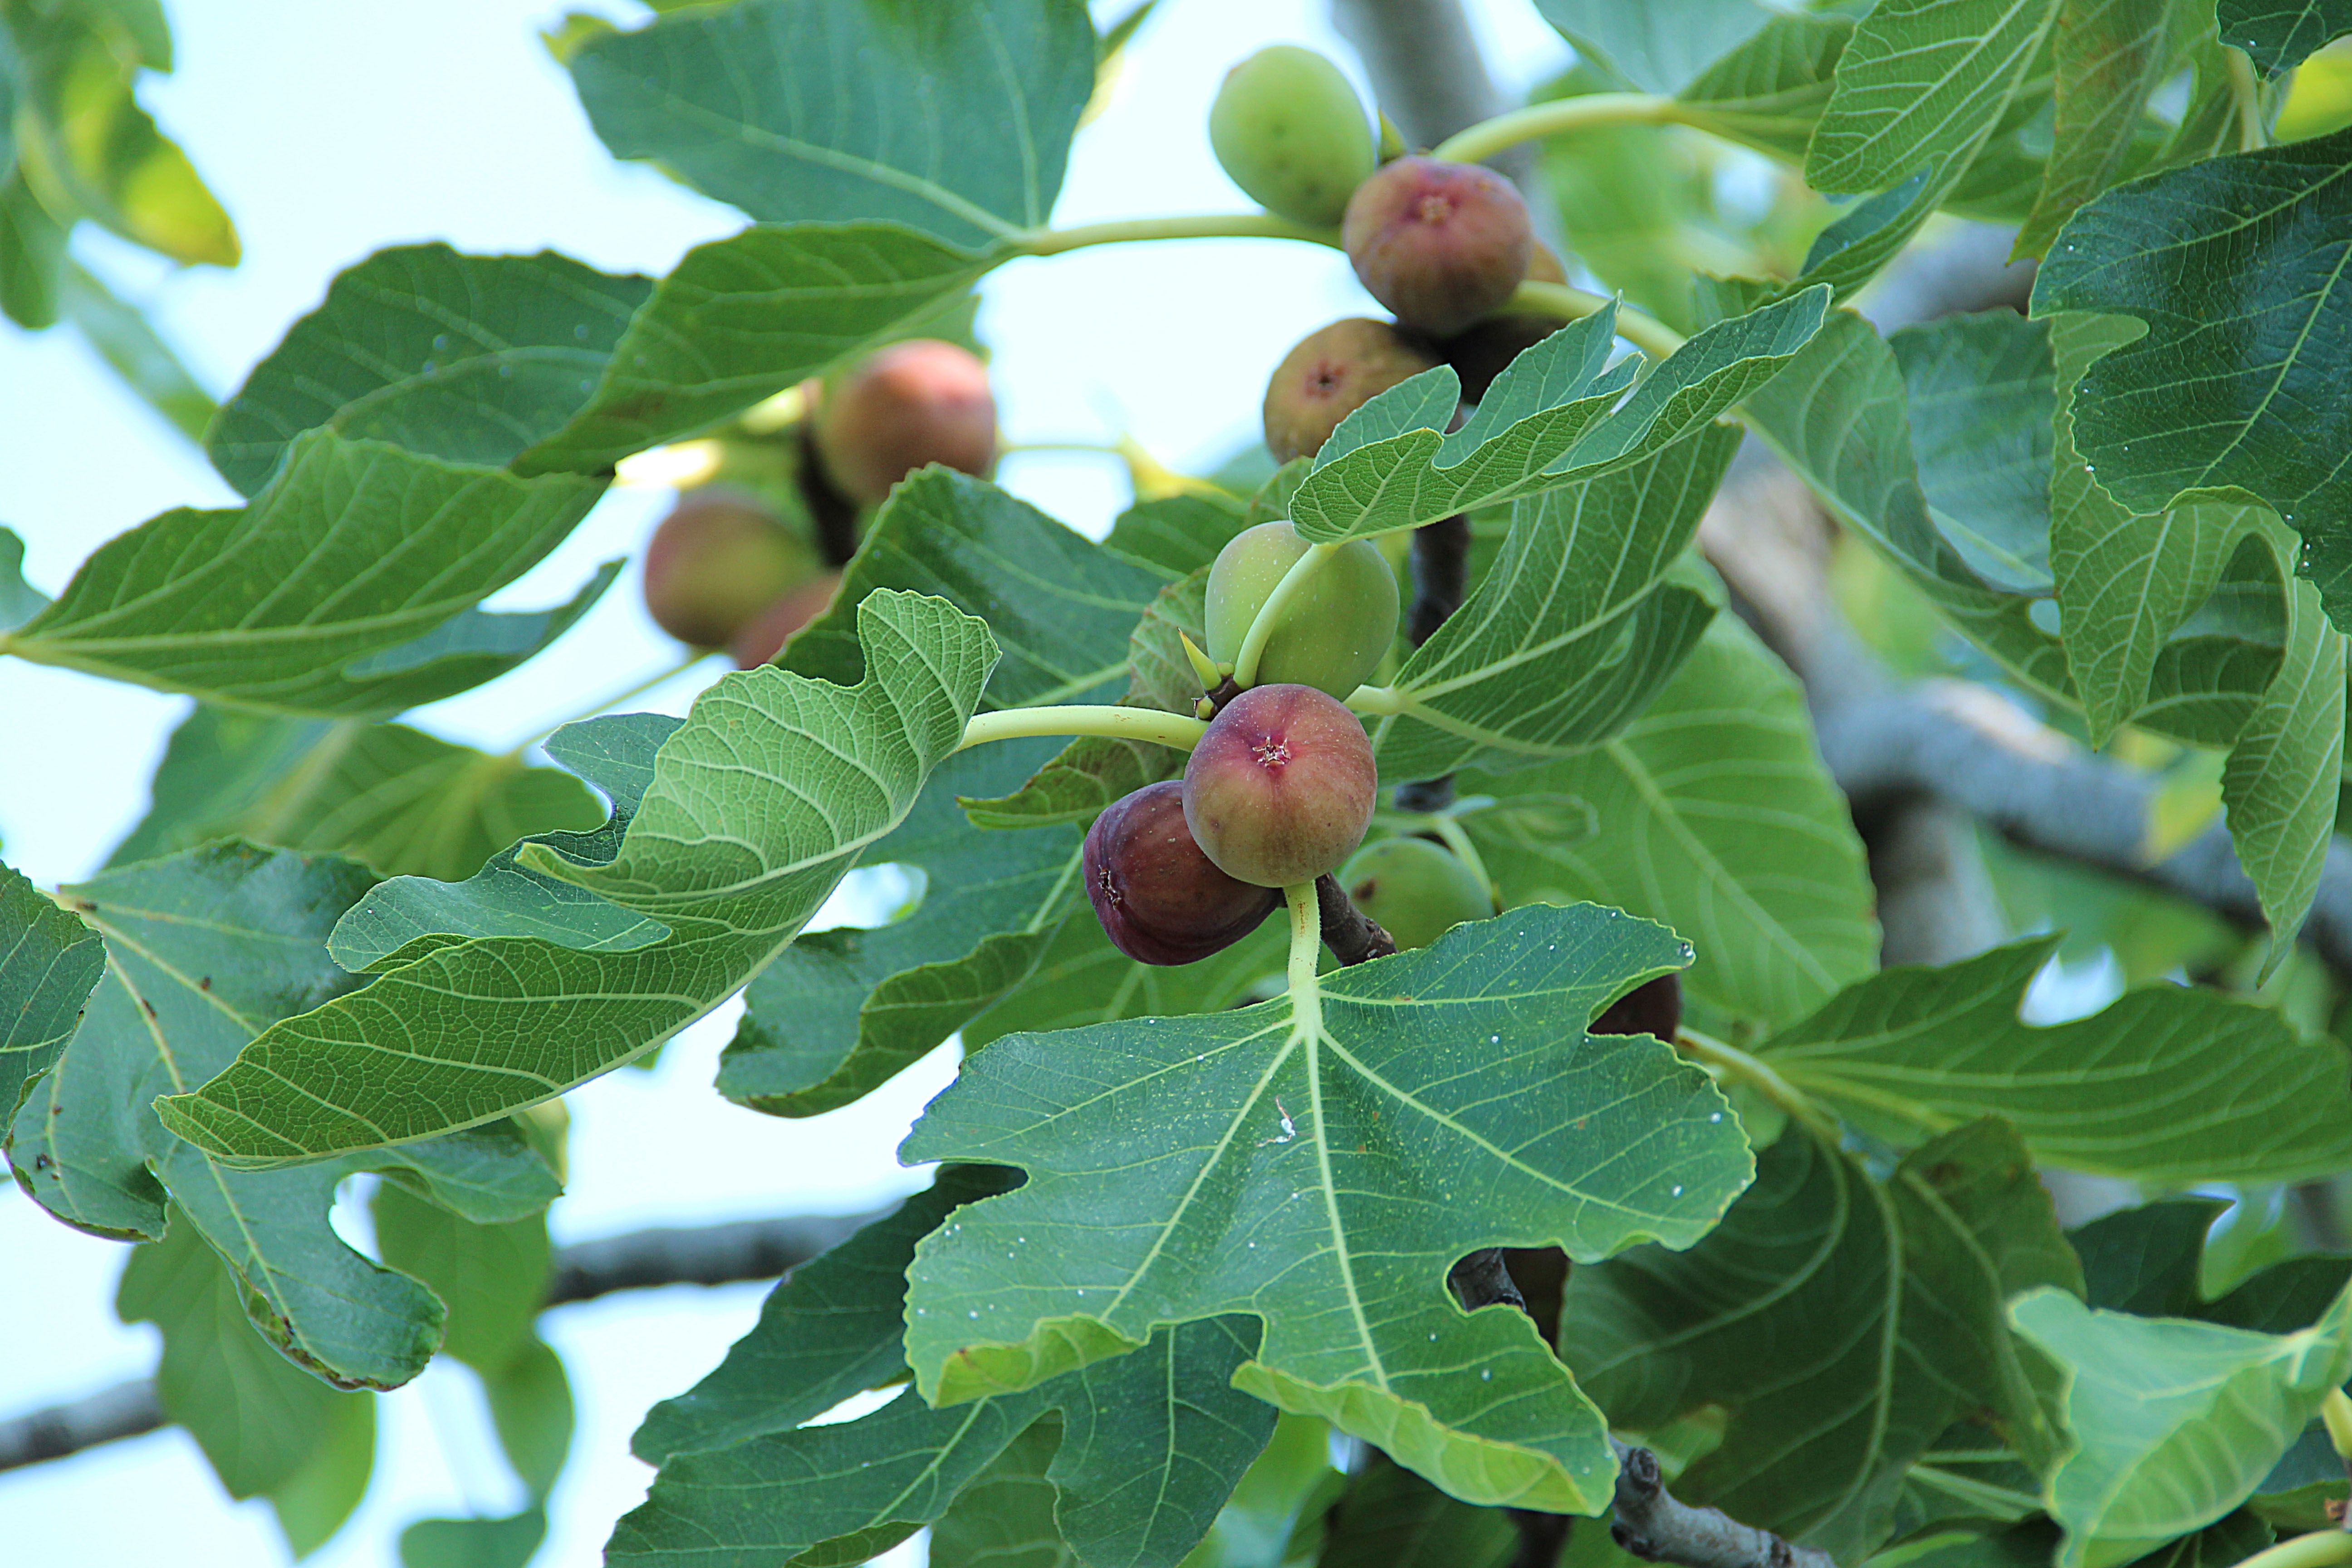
[
  {"left": 1591, "top": 973, "right": 1683, "bottom": 1041},
  {"left": 1183, "top": 684, "right": 1377, "bottom": 888},
  {"left": 1262, "top": 317, "right": 1440, "bottom": 464},
  {"left": 1439, "top": 241, "right": 1569, "bottom": 404},
  {"left": 813, "top": 339, "right": 997, "bottom": 505},
  {"left": 1085, "top": 782, "right": 1281, "bottom": 965},
  {"left": 1342, "top": 156, "right": 1533, "bottom": 336},
  {"left": 642, "top": 489, "right": 823, "bottom": 649}
]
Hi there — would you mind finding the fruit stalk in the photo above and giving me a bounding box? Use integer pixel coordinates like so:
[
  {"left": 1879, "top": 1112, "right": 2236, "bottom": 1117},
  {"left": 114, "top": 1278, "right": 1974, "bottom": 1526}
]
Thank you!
[
  {"left": 958, "top": 705, "right": 1209, "bottom": 753},
  {"left": 1507, "top": 280, "right": 1687, "bottom": 360},
  {"left": 1230, "top": 541, "right": 1342, "bottom": 689},
  {"left": 1430, "top": 93, "right": 1683, "bottom": 167},
  {"left": 1011, "top": 212, "right": 1340, "bottom": 258},
  {"left": 1314, "top": 873, "right": 1397, "bottom": 965}
]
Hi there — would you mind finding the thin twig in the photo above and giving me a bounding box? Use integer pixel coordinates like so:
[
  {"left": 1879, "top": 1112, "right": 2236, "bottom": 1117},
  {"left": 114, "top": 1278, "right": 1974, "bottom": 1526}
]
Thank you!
[
  {"left": 1608, "top": 1438, "right": 1837, "bottom": 1568},
  {"left": 1315, "top": 872, "right": 1398, "bottom": 966},
  {"left": 0, "top": 1207, "right": 883, "bottom": 1475}
]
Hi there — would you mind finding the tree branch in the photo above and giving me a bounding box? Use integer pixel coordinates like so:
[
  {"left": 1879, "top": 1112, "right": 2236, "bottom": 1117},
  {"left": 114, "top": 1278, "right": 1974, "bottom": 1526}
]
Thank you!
[
  {"left": 1316, "top": 872, "right": 1399, "bottom": 965},
  {"left": 1608, "top": 1439, "right": 1837, "bottom": 1568},
  {"left": 0, "top": 1207, "right": 884, "bottom": 1475}
]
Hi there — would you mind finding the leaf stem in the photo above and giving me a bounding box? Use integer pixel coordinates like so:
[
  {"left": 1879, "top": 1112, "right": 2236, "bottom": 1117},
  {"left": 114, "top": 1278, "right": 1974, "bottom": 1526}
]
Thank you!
[
  {"left": 958, "top": 704, "right": 1209, "bottom": 752},
  {"left": 2229, "top": 49, "right": 2269, "bottom": 152},
  {"left": 1507, "top": 280, "right": 1689, "bottom": 360},
  {"left": 1675, "top": 1025, "right": 1833, "bottom": 1138},
  {"left": 1009, "top": 213, "right": 1341, "bottom": 258},
  {"left": 1432, "top": 92, "right": 1687, "bottom": 166},
  {"left": 2235, "top": 1531, "right": 2352, "bottom": 1568},
  {"left": 1284, "top": 881, "right": 1324, "bottom": 1035},
  {"left": 1343, "top": 684, "right": 1405, "bottom": 715},
  {"left": 2325, "top": 1386, "right": 2352, "bottom": 1457},
  {"left": 1232, "top": 542, "right": 1340, "bottom": 688}
]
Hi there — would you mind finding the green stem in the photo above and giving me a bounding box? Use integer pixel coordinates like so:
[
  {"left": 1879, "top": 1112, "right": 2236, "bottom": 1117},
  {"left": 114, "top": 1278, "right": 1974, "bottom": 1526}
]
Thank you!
[
  {"left": 958, "top": 704, "right": 1209, "bottom": 752},
  {"left": 2229, "top": 49, "right": 2269, "bottom": 152},
  {"left": 1676, "top": 1025, "right": 1834, "bottom": 1138},
  {"left": 1345, "top": 684, "right": 1406, "bottom": 716},
  {"left": 1433, "top": 93, "right": 1686, "bottom": 166},
  {"left": 1232, "top": 542, "right": 1340, "bottom": 689},
  {"left": 1010, "top": 213, "right": 1340, "bottom": 259},
  {"left": 2325, "top": 1387, "right": 2352, "bottom": 1458},
  {"left": 1421, "top": 816, "right": 1496, "bottom": 909},
  {"left": 1508, "top": 280, "right": 1689, "bottom": 360},
  {"left": 501, "top": 652, "right": 711, "bottom": 759},
  {"left": 1284, "top": 881, "right": 1323, "bottom": 1032},
  {"left": 2234, "top": 1531, "right": 2352, "bottom": 1568}
]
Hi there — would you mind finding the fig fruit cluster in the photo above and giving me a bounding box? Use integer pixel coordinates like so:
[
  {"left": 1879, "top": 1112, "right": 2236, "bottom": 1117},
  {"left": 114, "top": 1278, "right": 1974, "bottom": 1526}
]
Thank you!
[
  {"left": 1210, "top": 47, "right": 1558, "bottom": 465},
  {"left": 1086, "top": 684, "right": 1377, "bottom": 965},
  {"left": 641, "top": 338, "right": 998, "bottom": 667}
]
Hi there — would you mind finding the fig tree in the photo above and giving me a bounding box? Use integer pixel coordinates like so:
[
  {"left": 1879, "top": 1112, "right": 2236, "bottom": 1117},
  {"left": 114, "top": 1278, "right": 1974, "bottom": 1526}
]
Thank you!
[
  {"left": 1205, "top": 520, "right": 1397, "bottom": 699},
  {"left": 641, "top": 489, "right": 822, "bottom": 650},
  {"left": 1343, "top": 155, "right": 1533, "bottom": 336},
  {"left": 1591, "top": 973, "right": 1683, "bottom": 1041},
  {"left": 1261, "top": 317, "right": 1440, "bottom": 464},
  {"left": 1184, "top": 684, "right": 1377, "bottom": 888},
  {"left": 1084, "top": 781, "right": 1282, "bottom": 965},
  {"left": 729, "top": 572, "right": 844, "bottom": 668},
  {"left": 813, "top": 339, "right": 997, "bottom": 505},
  {"left": 1339, "top": 837, "right": 1491, "bottom": 950},
  {"left": 1208, "top": 45, "right": 1376, "bottom": 228}
]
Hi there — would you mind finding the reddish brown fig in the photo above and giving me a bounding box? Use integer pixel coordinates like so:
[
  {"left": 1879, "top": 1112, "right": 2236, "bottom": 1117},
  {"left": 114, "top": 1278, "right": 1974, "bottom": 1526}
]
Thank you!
[
  {"left": 1183, "top": 684, "right": 1377, "bottom": 888},
  {"left": 1342, "top": 156, "right": 1533, "bottom": 336},
  {"left": 1590, "top": 973, "right": 1683, "bottom": 1041},
  {"left": 1439, "top": 241, "right": 1568, "bottom": 404},
  {"left": 1084, "top": 782, "right": 1282, "bottom": 965},
  {"left": 813, "top": 339, "right": 998, "bottom": 505},
  {"left": 729, "top": 572, "right": 844, "bottom": 668},
  {"left": 642, "top": 489, "right": 822, "bottom": 650},
  {"left": 1262, "top": 317, "right": 1441, "bottom": 464}
]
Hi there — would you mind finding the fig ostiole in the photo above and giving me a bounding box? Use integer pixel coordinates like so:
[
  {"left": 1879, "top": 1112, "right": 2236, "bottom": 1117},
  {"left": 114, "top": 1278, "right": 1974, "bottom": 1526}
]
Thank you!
[
  {"left": 1183, "top": 684, "right": 1377, "bottom": 889},
  {"left": 1261, "top": 317, "right": 1440, "bottom": 464},
  {"left": 1343, "top": 155, "right": 1533, "bottom": 336}
]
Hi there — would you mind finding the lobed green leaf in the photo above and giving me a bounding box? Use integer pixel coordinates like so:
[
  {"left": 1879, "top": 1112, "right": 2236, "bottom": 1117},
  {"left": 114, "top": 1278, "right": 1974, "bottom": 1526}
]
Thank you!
[
  {"left": 902, "top": 905, "right": 1749, "bottom": 1514},
  {"left": 155, "top": 590, "right": 999, "bottom": 1161}
]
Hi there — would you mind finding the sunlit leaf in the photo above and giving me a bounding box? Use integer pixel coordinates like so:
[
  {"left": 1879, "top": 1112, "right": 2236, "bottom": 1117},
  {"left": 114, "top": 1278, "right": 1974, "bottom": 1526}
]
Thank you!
[
  {"left": 1759, "top": 937, "right": 2352, "bottom": 1183},
  {"left": 0, "top": 430, "right": 608, "bottom": 715},
  {"left": 0, "top": 860, "right": 106, "bottom": 1117},
  {"left": 1804, "top": 0, "right": 2063, "bottom": 196},
  {"left": 1364, "top": 428, "right": 1732, "bottom": 778},
  {"left": 1288, "top": 290, "right": 1828, "bottom": 544},
  {"left": 902, "top": 905, "right": 1749, "bottom": 1514},
  {"left": 2013, "top": 1280, "right": 2352, "bottom": 1568},
  {"left": 157, "top": 590, "right": 998, "bottom": 1161},
  {"left": 2015, "top": 0, "right": 2171, "bottom": 258},
  {"left": 572, "top": 0, "right": 1093, "bottom": 248},
  {"left": 1533, "top": 0, "right": 1777, "bottom": 94},
  {"left": 208, "top": 245, "right": 653, "bottom": 495}
]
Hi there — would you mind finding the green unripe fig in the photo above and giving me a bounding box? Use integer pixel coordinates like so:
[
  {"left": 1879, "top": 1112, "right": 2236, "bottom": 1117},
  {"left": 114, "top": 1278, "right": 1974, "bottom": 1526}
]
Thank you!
[
  {"left": 813, "top": 339, "right": 997, "bottom": 505},
  {"left": 1339, "top": 837, "right": 1491, "bottom": 950},
  {"left": 642, "top": 489, "right": 822, "bottom": 650},
  {"left": 1209, "top": 46, "right": 1377, "bottom": 227},
  {"left": 1183, "top": 683, "right": 1377, "bottom": 888},
  {"left": 1262, "top": 317, "right": 1440, "bottom": 464},
  {"left": 1343, "top": 155, "right": 1533, "bottom": 336},
  {"left": 1206, "top": 520, "right": 1398, "bottom": 699}
]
